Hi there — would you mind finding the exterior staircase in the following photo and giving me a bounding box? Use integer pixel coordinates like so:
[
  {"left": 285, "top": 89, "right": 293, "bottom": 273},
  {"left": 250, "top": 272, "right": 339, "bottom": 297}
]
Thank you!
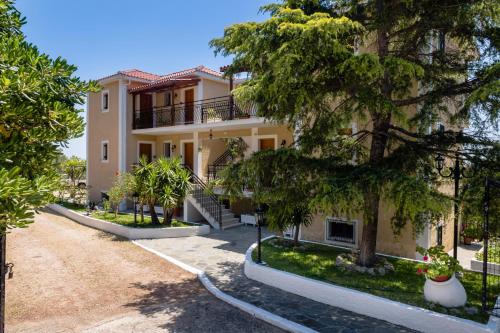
[
  {"left": 207, "top": 149, "right": 233, "bottom": 181},
  {"left": 184, "top": 166, "right": 241, "bottom": 230}
]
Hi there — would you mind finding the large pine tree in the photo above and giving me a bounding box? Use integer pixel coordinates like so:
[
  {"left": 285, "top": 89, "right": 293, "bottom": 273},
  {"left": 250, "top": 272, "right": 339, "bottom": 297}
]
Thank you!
[{"left": 212, "top": 0, "right": 499, "bottom": 266}]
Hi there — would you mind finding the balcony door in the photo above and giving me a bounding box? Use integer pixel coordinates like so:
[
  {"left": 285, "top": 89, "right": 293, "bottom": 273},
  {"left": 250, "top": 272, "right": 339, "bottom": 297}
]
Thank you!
[
  {"left": 184, "top": 89, "right": 194, "bottom": 124},
  {"left": 139, "top": 93, "right": 153, "bottom": 128}
]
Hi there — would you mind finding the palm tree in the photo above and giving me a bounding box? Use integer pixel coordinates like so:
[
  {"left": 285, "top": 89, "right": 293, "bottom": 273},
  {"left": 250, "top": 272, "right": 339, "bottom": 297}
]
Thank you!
[
  {"left": 134, "top": 157, "right": 161, "bottom": 225},
  {"left": 155, "top": 157, "right": 192, "bottom": 226}
]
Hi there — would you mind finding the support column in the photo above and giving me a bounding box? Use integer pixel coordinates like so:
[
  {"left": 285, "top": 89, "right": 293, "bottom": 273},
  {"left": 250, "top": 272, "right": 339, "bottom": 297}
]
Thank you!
[
  {"left": 251, "top": 127, "right": 259, "bottom": 153},
  {"left": 118, "top": 80, "right": 128, "bottom": 211},
  {"left": 193, "top": 131, "right": 202, "bottom": 177}
]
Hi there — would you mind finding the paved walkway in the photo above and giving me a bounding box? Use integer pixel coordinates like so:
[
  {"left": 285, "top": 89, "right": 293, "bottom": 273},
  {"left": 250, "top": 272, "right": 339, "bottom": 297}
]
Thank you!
[
  {"left": 6, "top": 210, "right": 283, "bottom": 333},
  {"left": 452, "top": 242, "right": 482, "bottom": 270},
  {"left": 137, "top": 226, "right": 418, "bottom": 333}
]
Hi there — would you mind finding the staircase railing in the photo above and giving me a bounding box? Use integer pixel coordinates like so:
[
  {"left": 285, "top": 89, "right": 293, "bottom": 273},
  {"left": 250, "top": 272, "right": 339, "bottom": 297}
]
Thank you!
[
  {"left": 184, "top": 165, "right": 222, "bottom": 229},
  {"left": 207, "top": 150, "right": 233, "bottom": 181}
]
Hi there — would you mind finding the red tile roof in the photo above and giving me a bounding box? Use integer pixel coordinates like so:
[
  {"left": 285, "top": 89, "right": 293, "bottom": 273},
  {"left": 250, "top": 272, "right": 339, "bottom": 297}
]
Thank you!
[
  {"left": 128, "top": 77, "right": 200, "bottom": 93},
  {"left": 127, "top": 66, "right": 223, "bottom": 93},
  {"left": 118, "top": 69, "right": 161, "bottom": 81},
  {"left": 161, "top": 65, "right": 223, "bottom": 79},
  {"left": 97, "top": 66, "right": 222, "bottom": 84}
]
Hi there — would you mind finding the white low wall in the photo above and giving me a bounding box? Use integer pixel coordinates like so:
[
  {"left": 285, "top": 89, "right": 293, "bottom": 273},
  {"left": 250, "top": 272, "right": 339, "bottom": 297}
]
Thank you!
[
  {"left": 244, "top": 239, "right": 500, "bottom": 333},
  {"left": 48, "top": 204, "right": 210, "bottom": 240},
  {"left": 470, "top": 248, "right": 500, "bottom": 276}
]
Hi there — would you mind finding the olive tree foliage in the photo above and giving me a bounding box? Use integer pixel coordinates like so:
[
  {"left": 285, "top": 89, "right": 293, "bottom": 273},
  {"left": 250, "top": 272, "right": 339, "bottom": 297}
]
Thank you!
[
  {"left": 211, "top": 0, "right": 499, "bottom": 266},
  {"left": 108, "top": 172, "right": 135, "bottom": 218},
  {"left": 58, "top": 156, "right": 86, "bottom": 202},
  {"left": 0, "top": 0, "right": 97, "bottom": 232}
]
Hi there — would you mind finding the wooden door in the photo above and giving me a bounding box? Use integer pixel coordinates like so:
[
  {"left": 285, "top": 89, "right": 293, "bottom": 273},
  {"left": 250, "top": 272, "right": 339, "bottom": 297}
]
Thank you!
[
  {"left": 183, "top": 142, "right": 194, "bottom": 170},
  {"left": 259, "top": 138, "right": 275, "bottom": 151},
  {"left": 138, "top": 143, "right": 153, "bottom": 163},
  {"left": 139, "top": 94, "right": 153, "bottom": 128},
  {"left": 184, "top": 89, "right": 194, "bottom": 124}
]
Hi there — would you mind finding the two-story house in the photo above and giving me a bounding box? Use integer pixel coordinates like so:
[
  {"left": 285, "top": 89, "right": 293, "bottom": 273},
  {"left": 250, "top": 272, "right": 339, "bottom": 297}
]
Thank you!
[{"left": 87, "top": 65, "right": 293, "bottom": 229}]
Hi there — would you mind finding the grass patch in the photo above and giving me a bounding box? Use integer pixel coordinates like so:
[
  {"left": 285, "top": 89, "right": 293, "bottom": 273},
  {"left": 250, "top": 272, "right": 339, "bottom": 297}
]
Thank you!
[
  {"left": 89, "top": 211, "right": 191, "bottom": 228},
  {"left": 254, "top": 238, "right": 498, "bottom": 323},
  {"left": 57, "top": 201, "right": 86, "bottom": 212}
]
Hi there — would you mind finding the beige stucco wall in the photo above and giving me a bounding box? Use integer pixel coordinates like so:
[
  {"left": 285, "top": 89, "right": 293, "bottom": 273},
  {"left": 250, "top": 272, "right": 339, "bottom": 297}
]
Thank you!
[
  {"left": 87, "top": 81, "right": 120, "bottom": 203},
  {"left": 301, "top": 208, "right": 418, "bottom": 259},
  {"left": 202, "top": 78, "right": 230, "bottom": 99}
]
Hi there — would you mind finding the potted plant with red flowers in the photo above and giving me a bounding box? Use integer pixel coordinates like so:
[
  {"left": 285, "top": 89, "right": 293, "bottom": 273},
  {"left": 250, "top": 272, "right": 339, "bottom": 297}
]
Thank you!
[{"left": 416, "top": 245, "right": 467, "bottom": 307}]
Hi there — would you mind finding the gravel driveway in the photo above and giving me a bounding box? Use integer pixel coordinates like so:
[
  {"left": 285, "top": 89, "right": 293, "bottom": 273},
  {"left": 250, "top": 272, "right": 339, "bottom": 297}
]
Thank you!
[{"left": 6, "top": 210, "right": 283, "bottom": 333}]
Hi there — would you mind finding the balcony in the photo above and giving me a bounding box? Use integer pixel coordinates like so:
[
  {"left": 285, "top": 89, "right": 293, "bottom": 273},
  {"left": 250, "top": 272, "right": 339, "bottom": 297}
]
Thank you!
[{"left": 132, "top": 96, "right": 257, "bottom": 130}]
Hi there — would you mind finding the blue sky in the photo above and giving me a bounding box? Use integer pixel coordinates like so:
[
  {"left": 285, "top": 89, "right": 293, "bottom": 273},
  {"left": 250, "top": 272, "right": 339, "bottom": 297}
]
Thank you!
[{"left": 16, "top": 0, "right": 271, "bottom": 158}]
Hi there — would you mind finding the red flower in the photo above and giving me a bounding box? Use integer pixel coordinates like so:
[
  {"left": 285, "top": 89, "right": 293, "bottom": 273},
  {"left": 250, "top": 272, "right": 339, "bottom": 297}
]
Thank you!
[
  {"left": 423, "top": 268, "right": 428, "bottom": 273},
  {"left": 423, "top": 255, "right": 428, "bottom": 262},
  {"left": 417, "top": 268, "right": 422, "bottom": 274}
]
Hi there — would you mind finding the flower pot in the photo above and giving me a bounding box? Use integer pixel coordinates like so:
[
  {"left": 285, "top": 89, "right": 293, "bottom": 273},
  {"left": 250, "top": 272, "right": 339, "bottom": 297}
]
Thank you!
[
  {"left": 424, "top": 274, "right": 467, "bottom": 307},
  {"left": 431, "top": 275, "right": 451, "bottom": 282},
  {"left": 463, "top": 237, "right": 473, "bottom": 245}
]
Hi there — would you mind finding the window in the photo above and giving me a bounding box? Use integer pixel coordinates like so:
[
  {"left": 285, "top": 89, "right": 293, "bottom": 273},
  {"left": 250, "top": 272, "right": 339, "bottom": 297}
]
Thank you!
[
  {"left": 101, "top": 141, "right": 109, "bottom": 162},
  {"left": 437, "top": 224, "right": 443, "bottom": 246},
  {"left": 164, "top": 91, "right": 172, "bottom": 106},
  {"left": 101, "top": 90, "right": 109, "bottom": 112},
  {"left": 163, "top": 142, "right": 171, "bottom": 158},
  {"left": 326, "top": 218, "right": 356, "bottom": 244}
]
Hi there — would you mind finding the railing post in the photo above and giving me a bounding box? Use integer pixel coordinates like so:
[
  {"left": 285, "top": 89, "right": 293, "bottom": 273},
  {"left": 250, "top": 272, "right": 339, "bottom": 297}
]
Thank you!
[
  {"left": 229, "top": 95, "right": 234, "bottom": 120},
  {"left": 483, "top": 177, "right": 491, "bottom": 312},
  {"left": 219, "top": 198, "right": 223, "bottom": 230},
  {"left": 132, "top": 94, "right": 136, "bottom": 129}
]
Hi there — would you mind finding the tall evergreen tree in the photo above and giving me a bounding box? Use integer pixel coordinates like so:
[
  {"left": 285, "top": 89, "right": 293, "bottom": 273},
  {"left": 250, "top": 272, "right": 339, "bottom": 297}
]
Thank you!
[{"left": 211, "top": 0, "right": 499, "bottom": 266}]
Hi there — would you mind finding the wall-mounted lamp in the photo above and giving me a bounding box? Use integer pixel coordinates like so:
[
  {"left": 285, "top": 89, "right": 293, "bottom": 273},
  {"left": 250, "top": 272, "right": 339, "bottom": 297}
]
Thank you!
[
  {"left": 280, "top": 139, "right": 287, "bottom": 148},
  {"left": 171, "top": 144, "right": 177, "bottom": 152}
]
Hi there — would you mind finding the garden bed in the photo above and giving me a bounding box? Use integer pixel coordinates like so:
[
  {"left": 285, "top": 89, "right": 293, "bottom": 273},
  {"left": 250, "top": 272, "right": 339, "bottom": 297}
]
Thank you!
[
  {"left": 57, "top": 201, "right": 190, "bottom": 228},
  {"left": 48, "top": 203, "right": 210, "bottom": 239},
  {"left": 252, "top": 238, "right": 498, "bottom": 324}
]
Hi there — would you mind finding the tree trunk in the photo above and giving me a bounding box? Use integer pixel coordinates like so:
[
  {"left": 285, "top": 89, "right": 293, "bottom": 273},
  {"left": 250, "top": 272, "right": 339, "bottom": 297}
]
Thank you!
[
  {"left": 293, "top": 223, "right": 300, "bottom": 247},
  {"left": 358, "top": 0, "right": 392, "bottom": 267},
  {"left": 140, "top": 204, "right": 144, "bottom": 223},
  {"left": 149, "top": 203, "right": 160, "bottom": 225},
  {"left": 0, "top": 231, "right": 5, "bottom": 333},
  {"left": 163, "top": 208, "right": 173, "bottom": 227}
]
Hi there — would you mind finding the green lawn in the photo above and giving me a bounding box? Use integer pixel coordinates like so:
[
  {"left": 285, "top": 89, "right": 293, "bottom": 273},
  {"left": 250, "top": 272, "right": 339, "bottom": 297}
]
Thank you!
[
  {"left": 58, "top": 200, "right": 86, "bottom": 212},
  {"left": 89, "top": 211, "right": 190, "bottom": 228},
  {"left": 57, "top": 201, "right": 191, "bottom": 228},
  {"left": 254, "top": 238, "right": 498, "bottom": 323}
]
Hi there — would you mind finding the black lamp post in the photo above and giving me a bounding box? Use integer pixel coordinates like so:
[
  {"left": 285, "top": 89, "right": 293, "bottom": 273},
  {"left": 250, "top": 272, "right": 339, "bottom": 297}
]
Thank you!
[
  {"left": 435, "top": 151, "right": 474, "bottom": 259},
  {"left": 133, "top": 192, "right": 139, "bottom": 225},
  {"left": 255, "top": 205, "right": 264, "bottom": 264}
]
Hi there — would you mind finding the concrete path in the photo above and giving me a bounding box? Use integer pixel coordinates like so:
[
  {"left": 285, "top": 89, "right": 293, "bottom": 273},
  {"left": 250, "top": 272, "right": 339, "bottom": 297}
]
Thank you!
[
  {"left": 137, "top": 226, "right": 418, "bottom": 333},
  {"left": 451, "top": 242, "right": 482, "bottom": 270},
  {"left": 6, "top": 210, "right": 283, "bottom": 333}
]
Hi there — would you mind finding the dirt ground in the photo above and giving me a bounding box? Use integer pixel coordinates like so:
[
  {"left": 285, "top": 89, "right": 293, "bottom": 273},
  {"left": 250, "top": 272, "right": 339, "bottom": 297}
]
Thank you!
[{"left": 6, "top": 209, "right": 283, "bottom": 333}]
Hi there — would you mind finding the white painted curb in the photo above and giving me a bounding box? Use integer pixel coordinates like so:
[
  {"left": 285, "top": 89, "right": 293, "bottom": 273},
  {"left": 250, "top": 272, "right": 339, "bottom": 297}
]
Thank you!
[
  {"left": 47, "top": 204, "right": 210, "bottom": 240},
  {"left": 132, "top": 240, "right": 317, "bottom": 333},
  {"left": 244, "top": 238, "right": 500, "bottom": 333}
]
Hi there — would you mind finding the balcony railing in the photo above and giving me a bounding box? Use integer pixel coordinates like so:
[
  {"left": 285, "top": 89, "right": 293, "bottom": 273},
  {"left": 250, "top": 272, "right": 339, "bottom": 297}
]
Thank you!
[{"left": 133, "top": 95, "right": 257, "bottom": 130}]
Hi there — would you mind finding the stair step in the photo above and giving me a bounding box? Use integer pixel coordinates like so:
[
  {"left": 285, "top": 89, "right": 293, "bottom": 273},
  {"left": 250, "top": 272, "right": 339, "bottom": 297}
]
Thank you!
[{"left": 222, "top": 222, "right": 243, "bottom": 230}]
